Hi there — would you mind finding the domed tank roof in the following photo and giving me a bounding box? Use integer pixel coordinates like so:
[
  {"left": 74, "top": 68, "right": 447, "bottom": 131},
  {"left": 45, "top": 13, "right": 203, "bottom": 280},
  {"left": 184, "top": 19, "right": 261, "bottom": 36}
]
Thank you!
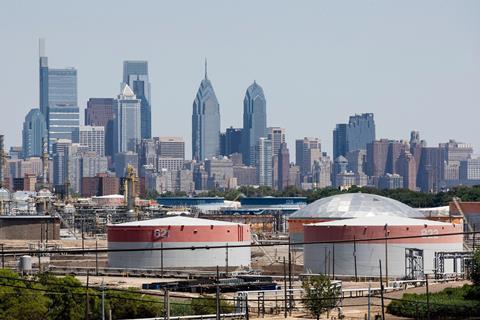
[{"left": 290, "top": 193, "right": 424, "bottom": 219}]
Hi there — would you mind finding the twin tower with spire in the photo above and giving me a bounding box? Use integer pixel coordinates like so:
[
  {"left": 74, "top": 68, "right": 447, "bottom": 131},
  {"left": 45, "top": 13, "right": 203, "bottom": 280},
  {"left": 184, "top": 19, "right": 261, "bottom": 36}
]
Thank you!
[{"left": 192, "top": 60, "right": 267, "bottom": 165}]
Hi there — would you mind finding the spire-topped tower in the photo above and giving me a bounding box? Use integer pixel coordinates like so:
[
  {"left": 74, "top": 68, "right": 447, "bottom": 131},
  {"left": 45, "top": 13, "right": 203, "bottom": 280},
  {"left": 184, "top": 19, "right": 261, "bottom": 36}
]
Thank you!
[{"left": 192, "top": 61, "right": 221, "bottom": 161}]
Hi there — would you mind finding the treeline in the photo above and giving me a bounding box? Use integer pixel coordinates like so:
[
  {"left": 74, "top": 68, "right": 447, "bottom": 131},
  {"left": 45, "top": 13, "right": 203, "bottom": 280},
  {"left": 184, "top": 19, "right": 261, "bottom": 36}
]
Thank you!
[
  {"left": 159, "top": 185, "right": 480, "bottom": 208},
  {"left": 0, "top": 270, "right": 232, "bottom": 320}
]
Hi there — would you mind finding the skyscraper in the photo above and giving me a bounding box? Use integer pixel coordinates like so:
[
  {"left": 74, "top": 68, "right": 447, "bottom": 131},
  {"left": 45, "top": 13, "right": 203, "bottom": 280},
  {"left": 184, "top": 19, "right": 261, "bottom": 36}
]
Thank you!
[
  {"left": 114, "top": 84, "right": 141, "bottom": 154},
  {"left": 256, "top": 138, "right": 272, "bottom": 187},
  {"left": 123, "top": 61, "right": 151, "bottom": 139},
  {"left": 85, "top": 98, "right": 115, "bottom": 127},
  {"left": 220, "top": 127, "right": 243, "bottom": 157},
  {"left": 333, "top": 113, "right": 375, "bottom": 159},
  {"left": 277, "top": 142, "right": 290, "bottom": 190},
  {"left": 22, "top": 108, "right": 48, "bottom": 158},
  {"left": 158, "top": 137, "right": 185, "bottom": 159},
  {"left": 268, "top": 127, "right": 286, "bottom": 156},
  {"left": 295, "top": 137, "right": 322, "bottom": 178},
  {"left": 78, "top": 126, "right": 105, "bottom": 157},
  {"left": 47, "top": 67, "right": 79, "bottom": 150},
  {"left": 39, "top": 38, "right": 48, "bottom": 117},
  {"left": 192, "top": 61, "right": 221, "bottom": 161},
  {"left": 242, "top": 81, "right": 267, "bottom": 166}
]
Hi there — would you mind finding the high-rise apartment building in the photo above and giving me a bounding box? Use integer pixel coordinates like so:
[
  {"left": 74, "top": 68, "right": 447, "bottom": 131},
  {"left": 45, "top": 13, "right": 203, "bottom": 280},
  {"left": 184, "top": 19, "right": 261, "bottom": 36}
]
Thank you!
[
  {"left": 52, "top": 139, "right": 72, "bottom": 187},
  {"left": 220, "top": 127, "right": 242, "bottom": 157},
  {"left": 114, "top": 84, "right": 141, "bottom": 154},
  {"left": 277, "top": 143, "right": 290, "bottom": 190},
  {"left": 268, "top": 127, "right": 286, "bottom": 156},
  {"left": 366, "top": 139, "right": 406, "bottom": 178},
  {"left": 158, "top": 137, "right": 185, "bottom": 159},
  {"left": 22, "top": 108, "right": 48, "bottom": 158},
  {"left": 333, "top": 113, "right": 375, "bottom": 159},
  {"left": 79, "top": 126, "right": 105, "bottom": 157},
  {"left": 312, "top": 157, "right": 332, "bottom": 188},
  {"left": 192, "top": 63, "right": 221, "bottom": 161},
  {"left": 396, "top": 150, "right": 417, "bottom": 191},
  {"left": 242, "top": 81, "right": 267, "bottom": 166},
  {"left": 123, "top": 61, "right": 151, "bottom": 139},
  {"left": 295, "top": 137, "right": 322, "bottom": 178},
  {"left": 256, "top": 138, "right": 272, "bottom": 187}
]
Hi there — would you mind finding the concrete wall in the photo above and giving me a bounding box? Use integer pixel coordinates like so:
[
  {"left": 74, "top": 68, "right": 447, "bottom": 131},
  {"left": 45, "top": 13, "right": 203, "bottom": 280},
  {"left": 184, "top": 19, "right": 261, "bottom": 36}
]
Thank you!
[{"left": 0, "top": 217, "right": 60, "bottom": 240}]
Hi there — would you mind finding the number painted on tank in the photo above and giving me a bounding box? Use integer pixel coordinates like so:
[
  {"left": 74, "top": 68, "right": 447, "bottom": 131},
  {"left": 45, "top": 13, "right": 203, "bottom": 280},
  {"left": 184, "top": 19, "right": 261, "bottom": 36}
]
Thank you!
[{"left": 420, "top": 229, "right": 439, "bottom": 238}]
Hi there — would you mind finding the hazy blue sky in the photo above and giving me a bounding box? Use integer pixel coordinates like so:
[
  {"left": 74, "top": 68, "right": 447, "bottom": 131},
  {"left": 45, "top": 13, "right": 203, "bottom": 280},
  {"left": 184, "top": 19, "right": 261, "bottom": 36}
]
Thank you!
[{"left": 1, "top": 1, "right": 479, "bottom": 158}]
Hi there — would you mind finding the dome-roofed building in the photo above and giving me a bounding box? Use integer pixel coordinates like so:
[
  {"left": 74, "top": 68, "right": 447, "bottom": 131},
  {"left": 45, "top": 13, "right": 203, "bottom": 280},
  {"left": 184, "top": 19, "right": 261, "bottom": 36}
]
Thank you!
[{"left": 288, "top": 193, "right": 425, "bottom": 244}]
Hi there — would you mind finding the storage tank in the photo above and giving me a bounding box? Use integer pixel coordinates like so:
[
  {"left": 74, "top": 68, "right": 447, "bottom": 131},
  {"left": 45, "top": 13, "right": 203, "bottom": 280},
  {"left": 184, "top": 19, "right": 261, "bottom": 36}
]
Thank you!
[
  {"left": 288, "top": 193, "right": 425, "bottom": 245},
  {"left": 303, "top": 216, "right": 463, "bottom": 277},
  {"left": 19, "top": 255, "right": 32, "bottom": 274},
  {"left": 108, "top": 216, "right": 251, "bottom": 269}
]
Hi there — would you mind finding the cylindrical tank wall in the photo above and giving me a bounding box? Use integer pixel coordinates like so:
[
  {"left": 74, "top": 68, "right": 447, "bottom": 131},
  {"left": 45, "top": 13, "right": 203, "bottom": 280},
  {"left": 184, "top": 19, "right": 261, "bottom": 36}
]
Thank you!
[{"left": 304, "top": 223, "right": 463, "bottom": 277}]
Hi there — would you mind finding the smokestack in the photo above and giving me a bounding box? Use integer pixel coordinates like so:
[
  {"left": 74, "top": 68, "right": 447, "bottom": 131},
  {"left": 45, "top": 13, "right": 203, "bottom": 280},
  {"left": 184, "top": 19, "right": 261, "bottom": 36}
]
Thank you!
[
  {"left": 42, "top": 137, "right": 49, "bottom": 185},
  {"left": 0, "top": 135, "right": 4, "bottom": 188}
]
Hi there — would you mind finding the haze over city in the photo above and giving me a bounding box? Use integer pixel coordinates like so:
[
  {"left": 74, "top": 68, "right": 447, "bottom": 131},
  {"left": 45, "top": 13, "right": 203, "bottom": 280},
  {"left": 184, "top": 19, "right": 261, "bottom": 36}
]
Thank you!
[{"left": 1, "top": 0, "right": 479, "bottom": 157}]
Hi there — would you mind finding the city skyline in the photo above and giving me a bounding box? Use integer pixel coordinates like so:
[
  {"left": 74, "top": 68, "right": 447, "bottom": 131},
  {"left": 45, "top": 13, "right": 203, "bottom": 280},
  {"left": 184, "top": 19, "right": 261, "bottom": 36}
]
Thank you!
[{"left": 0, "top": 1, "right": 479, "bottom": 159}]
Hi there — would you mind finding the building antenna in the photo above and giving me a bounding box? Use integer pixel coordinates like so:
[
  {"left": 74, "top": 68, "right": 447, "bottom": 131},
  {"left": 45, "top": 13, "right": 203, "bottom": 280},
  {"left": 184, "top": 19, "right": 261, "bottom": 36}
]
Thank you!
[
  {"left": 39, "top": 38, "right": 46, "bottom": 57},
  {"left": 204, "top": 58, "right": 208, "bottom": 79}
]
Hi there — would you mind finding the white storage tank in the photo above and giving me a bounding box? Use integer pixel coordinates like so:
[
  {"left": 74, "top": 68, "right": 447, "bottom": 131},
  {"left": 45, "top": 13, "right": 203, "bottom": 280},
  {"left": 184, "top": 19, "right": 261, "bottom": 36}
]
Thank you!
[
  {"left": 304, "top": 216, "right": 463, "bottom": 277},
  {"left": 19, "top": 255, "right": 32, "bottom": 274},
  {"left": 108, "top": 216, "right": 251, "bottom": 269}
]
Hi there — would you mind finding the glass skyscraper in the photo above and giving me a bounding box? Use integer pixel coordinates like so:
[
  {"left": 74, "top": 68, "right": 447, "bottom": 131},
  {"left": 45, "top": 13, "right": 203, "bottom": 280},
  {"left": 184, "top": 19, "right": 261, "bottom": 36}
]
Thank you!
[
  {"left": 22, "top": 108, "right": 48, "bottom": 158},
  {"left": 38, "top": 40, "right": 80, "bottom": 152},
  {"left": 333, "top": 113, "right": 375, "bottom": 159},
  {"left": 242, "top": 81, "right": 267, "bottom": 166},
  {"left": 123, "top": 61, "right": 151, "bottom": 139},
  {"left": 192, "top": 63, "right": 220, "bottom": 161},
  {"left": 114, "top": 84, "right": 141, "bottom": 154}
]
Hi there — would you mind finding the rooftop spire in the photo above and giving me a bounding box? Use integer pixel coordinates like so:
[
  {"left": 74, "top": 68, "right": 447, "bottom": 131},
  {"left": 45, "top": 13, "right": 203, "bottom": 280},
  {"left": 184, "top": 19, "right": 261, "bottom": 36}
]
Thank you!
[{"left": 204, "top": 58, "right": 208, "bottom": 79}]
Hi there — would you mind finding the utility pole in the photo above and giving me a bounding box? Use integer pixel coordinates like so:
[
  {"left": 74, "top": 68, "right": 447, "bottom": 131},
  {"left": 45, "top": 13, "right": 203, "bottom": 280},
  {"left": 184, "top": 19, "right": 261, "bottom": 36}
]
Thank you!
[
  {"left": 216, "top": 266, "right": 220, "bottom": 320},
  {"left": 161, "top": 241, "right": 164, "bottom": 278},
  {"left": 1, "top": 243, "right": 4, "bottom": 269},
  {"left": 101, "top": 280, "right": 105, "bottom": 320},
  {"left": 353, "top": 236, "right": 358, "bottom": 282},
  {"left": 385, "top": 229, "right": 389, "bottom": 284},
  {"left": 164, "top": 288, "right": 170, "bottom": 320},
  {"left": 225, "top": 243, "right": 229, "bottom": 277},
  {"left": 81, "top": 218, "right": 85, "bottom": 256},
  {"left": 426, "top": 274, "right": 431, "bottom": 320},
  {"left": 288, "top": 237, "right": 292, "bottom": 315},
  {"left": 85, "top": 270, "right": 90, "bottom": 320},
  {"left": 379, "top": 260, "right": 385, "bottom": 320},
  {"left": 367, "top": 281, "right": 371, "bottom": 320},
  {"left": 283, "top": 257, "right": 287, "bottom": 318},
  {"left": 332, "top": 243, "right": 335, "bottom": 280},
  {"left": 95, "top": 237, "right": 99, "bottom": 276}
]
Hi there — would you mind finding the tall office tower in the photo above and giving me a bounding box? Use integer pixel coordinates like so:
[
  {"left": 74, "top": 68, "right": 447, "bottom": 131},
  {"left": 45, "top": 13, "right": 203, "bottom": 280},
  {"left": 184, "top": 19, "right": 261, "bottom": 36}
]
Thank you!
[
  {"left": 158, "top": 137, "right": 185, "bottom": 159},
  {"left": 205, "top": 158, "right": 234, "bottom": 189},
  {"left": 333, "top": 156, "right": 348, "bottom": 186},
  {"left": 85, "top": 98, "right": 115, "bottom": 157},
  {"left": 22, "top": 108, "right": 48, "bottom": 158},
  {"left": 192, "top": 62, "right": 221, "bottom": 161},
  {"left": 345, "top": 149, "right": 366, "bottom": 174},
  {"left": 417, "top": 147, "right": 443, "bottom": 192},
  {"left": 268, "top": 127, "right": 286, "bottom": 156},
  {"left": 78, "top": 126, "right": 105, "bottom": 157},
  {"left": 220, "top": 127, "right": 242, "bottom": 157},
  {"left": 277, "top": 143, "right": 290, "bottom": 190},
  {"left": 333, "top": 113, "right": 375, "bottom": 159},
  {"left": 396, "top": 150, "right": 417, "bottom": 191},
  {"left": 114, "top": 84, "right": 141, "bottom": 154},
  {"left": 39, "top": 38, "right": 48, "bottom": 117},
  {"left": 139, "top": 139, "right": 158, "bottom": 172},
  {"left": 366, "top": 139, "right": 391, "bottom": 177},
  {"left": 242, "top": 81, "right": 267, "bottom": 166},
  {"left": 255, "top": 138, "right": 272, "bottom": 187},
  {"left": 52, "top": 139, "right": 72, "bottom": 187},
  {"left": 295, "top": 137, "right": 322, "bottom": 178},
  {"left": 312, "top": 157, "right": 332, "bottom": 188},
  {"left": 439, "top": 140, "right": 473, "bottom": 182},
  {"left": 114, "top": 151, "right": 139, "bottom": 178},
  {"left": 123, "top": 61, "right": 151, "bottom": 139},
  {"left": 460, "top": 158, "right": 480, "bottom": 181},
  {"left": 85, "top": 98, "right": 115, "bottom": 126}
]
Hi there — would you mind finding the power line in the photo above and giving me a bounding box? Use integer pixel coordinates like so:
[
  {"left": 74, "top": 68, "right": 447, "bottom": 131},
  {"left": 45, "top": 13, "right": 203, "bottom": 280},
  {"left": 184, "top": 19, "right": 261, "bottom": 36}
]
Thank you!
[{"left": 2, "top": 229, "right": 478, "bottom": 256}]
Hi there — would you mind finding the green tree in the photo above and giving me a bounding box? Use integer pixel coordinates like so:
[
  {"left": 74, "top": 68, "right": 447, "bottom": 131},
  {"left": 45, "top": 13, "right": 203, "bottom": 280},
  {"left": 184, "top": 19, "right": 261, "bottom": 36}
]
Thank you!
[
  {"left": 191, "top": 295, "right": 234, "bottom": 315},
  {"left": 471, "top": 248, "right": 480, "bottom": 286},
  {"left": 301, "top": 275, "right": 339, "bottom": 320},
  {"left": 106, "top": 288, "right": 163, "bottom": 319},
  {"left": 0, "top": 269, "right": 49, "bottom": 320}
]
